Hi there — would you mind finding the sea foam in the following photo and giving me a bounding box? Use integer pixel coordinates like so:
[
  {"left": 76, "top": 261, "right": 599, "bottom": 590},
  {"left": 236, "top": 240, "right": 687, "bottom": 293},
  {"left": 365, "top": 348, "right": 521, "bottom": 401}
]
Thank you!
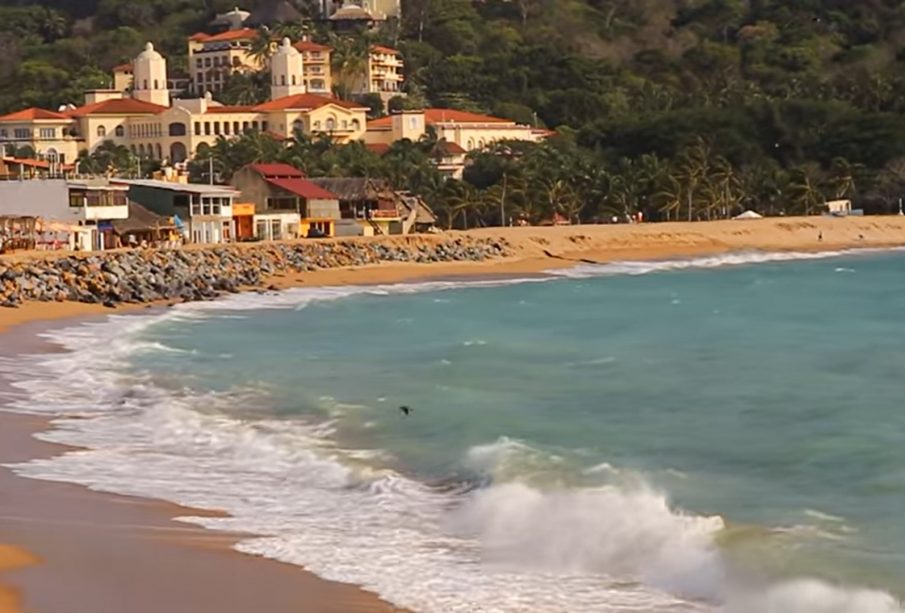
[{"left": 2, "top": 260, "right": 904, "bottom": 613}]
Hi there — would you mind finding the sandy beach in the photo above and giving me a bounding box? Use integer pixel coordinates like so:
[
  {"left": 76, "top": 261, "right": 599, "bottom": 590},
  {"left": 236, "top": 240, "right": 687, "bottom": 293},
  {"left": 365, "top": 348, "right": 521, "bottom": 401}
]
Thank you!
[{"left": 1, "top": 217, "right": 905, "bottom": 612}]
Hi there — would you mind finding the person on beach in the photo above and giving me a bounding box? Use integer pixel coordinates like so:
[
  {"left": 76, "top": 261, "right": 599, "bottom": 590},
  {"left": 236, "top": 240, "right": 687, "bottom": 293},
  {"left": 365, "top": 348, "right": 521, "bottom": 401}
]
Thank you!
[{"left": 818, "top": 231, "right": 823, "bottom": 241}]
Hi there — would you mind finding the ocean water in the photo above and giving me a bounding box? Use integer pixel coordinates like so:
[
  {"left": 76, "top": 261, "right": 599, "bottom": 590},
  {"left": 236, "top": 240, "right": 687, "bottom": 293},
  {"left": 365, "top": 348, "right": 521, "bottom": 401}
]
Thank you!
[{"left": 3, "top": 249, "right": 905, "bottom": 613}]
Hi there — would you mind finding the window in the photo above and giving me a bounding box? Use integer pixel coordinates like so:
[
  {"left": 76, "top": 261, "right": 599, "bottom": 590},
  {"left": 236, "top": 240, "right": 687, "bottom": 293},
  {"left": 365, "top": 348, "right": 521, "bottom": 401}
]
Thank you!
[
  {"left": 271, "top": 220, "right": 281, "bottom": 240},
  {"left": 154, "top": 80, "right": 159, "bottom": 89},
  {"left": 14, "top": 128, "right": 30, "bottom": 139},
  {"left": 213, "top": 122, "right": 221, "bottom": 135},
  {"left": 223, "top": 122, "right": 231, "bottom": 135},
  {"left": 292, "top": 119, "right": 304, "bottom": 134},
  {"left": 196, "top": 59, "right": 203, "bottom": 68},
  {"left": 39, "top": 128, "right": 55, "bottom": 139},
  {"left": 97, "top": 125, "right": 106, "bottom": 138},
  {"left": 280, "top": 75, "right": 286, "bottom": 86},
  {"left": 291, "top": 75, "right": 297, "bottom": 85},
  {"left": 233, "top": 121, "right": 240, "bottom": 134},
  {"left": 267, "top": 197, "right": 297, "bottom": 210},
  {"left": 351, "top": 119, "right": 360, "bottom": 131},
  {"left": 170, "top": 122, "right": 187, "bottom": 137},
  {"left": 68, "top": 191, "right": 85, "bottom": 207},
  {"left": 313, "top": 120, "right": 321, "bottom": 131},
  {"left": 204, "top": 122, "right": 211, "bottom": 135},
  {"left": 143, "top": 80, "right": 148, "bottom": 89},
  {"left": 251, "top": 121, "right": 260, "bottom": 131},
  {"left": 261, "top": 121, "right": 268, "bottom": 132},
  {"left": 0, "top": 129, "right": 7, "bottom": 139},
  {"left": 204, "top": 58, "right": 212, "bottom": 68},
  {"left": 197, "top": 72, "right": 205, "bottom": 83},
  {"left": 242, "top": 121, "right": 250, "bottom": 133},
  {"left": 115, "top": 125, "right": 124, "bottom": 137},
  {"left": 194, "top": 122, "right": 201, "bottom": 136},
  {"left": 325, "top": 118, "right": 335, "bottom": 131},
  {"left": 255, "top": 220, "right": 267, "bottom": 239},
  {"left": 410, "top": 117, "right": 418, "bottom": 129},
  {"left": 342, "top": 120, "right": 348, "bottom": 130}
]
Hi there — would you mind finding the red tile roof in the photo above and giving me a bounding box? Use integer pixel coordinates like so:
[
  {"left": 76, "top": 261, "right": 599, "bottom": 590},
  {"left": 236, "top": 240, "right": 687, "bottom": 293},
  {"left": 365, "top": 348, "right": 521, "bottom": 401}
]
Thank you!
[
  {"left": 253, "top": 93, "right": 367, "bottom": 112},
  {"left": 441, "top": 141, "right": 467, "bottom": 155},
  {"left": 266, "top": 177, "right": 338, "bottom": 200},
  {"left": 113, "top": 63, "right": 133, "bottom": 73},
  {"left": 367, "top": 109, "right": 515, "bottom": 130},
  {"left": 0, "top": 107, "right": 72, "bottom": 122},
  {"left": 294, "top": 41, "right": 331, "bottom": 53},
  {"left": 67, "top": 98, "right": 168, "bottom": 117},
  {"left": 371, "top": 45, "right": 399, "bottom": 55},
  {"left": 203, "top": 28, "right": 258, "bottom": 43},
  {"left": 2, "top": 157, "right": 51, "bottom": 169},
  {"left": 250, "top": 163, "right": 304, "bottom": 178},
  {"left": 189, "top": 32, "right": 212, "bottom": 42}
]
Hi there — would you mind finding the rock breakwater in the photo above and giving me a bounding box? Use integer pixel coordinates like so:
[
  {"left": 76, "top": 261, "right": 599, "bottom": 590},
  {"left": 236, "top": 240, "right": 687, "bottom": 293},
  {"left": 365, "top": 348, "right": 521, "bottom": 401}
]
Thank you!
[{"left": 0, "top": 236, "right": 510, "bottom": 308}]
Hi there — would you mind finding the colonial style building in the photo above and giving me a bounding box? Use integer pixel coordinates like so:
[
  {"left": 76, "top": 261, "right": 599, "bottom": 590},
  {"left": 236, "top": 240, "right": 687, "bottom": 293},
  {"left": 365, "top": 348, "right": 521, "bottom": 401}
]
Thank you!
[
  {"left": 364, "top": 109, "right": 551, "bottom": 178},
  {"left": 0, "top": 40, "right": 369, "bottom": 166}
]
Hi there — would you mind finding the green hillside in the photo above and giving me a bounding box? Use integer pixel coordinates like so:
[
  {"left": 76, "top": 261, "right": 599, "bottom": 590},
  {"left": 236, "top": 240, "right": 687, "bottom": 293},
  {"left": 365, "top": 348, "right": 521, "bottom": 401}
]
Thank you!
[{"left": 5, "top": 0, "right": 905, "bottom": 223}]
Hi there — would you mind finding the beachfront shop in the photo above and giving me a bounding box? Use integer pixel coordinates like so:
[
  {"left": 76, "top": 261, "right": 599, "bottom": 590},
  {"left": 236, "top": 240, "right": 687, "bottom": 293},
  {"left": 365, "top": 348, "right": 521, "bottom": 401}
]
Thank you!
[{"left": 116, "top": 180, "right": 237, "bottom": 245}]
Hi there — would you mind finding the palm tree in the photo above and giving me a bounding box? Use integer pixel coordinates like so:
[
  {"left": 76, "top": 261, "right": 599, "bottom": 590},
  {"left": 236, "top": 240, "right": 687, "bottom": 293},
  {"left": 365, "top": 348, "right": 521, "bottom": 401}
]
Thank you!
[
  {"left": 675, "top": 138, "right": 713, "bottom": 221},
  {"left": 329, "top": 33, "right": 370, "bottom": 99},
  {"left": 828, "top": 157, "right": 860, "bottom": 200},
  {"left": 788, "top": 164, "right": 826, "bottom": 215},
  {"left": 248, "top": 26, "right": 275, "bottom": 68}
]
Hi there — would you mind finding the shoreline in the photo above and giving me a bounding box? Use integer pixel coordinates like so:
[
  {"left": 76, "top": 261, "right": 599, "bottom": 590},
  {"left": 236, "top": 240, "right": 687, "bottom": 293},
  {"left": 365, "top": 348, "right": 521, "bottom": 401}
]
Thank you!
[
  {"left": 1, "top": 219, "right": 904, "bottom": 612},
  {"left": 0, "top": 320, "right": 404, "bottom": 613}
]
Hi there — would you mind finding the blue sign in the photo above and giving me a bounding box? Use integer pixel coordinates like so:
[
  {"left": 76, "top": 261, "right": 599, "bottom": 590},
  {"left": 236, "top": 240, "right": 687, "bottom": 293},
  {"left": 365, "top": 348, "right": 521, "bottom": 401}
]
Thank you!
[{"left": 97, "top": 221, "right": 113, "bottom": 231}]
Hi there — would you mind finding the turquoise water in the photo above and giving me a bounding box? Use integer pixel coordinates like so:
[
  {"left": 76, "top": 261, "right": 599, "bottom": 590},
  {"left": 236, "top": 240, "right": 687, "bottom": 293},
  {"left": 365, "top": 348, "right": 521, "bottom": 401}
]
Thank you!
[{"left": 7, "top": 250, "right": 905, "bottom": 612}]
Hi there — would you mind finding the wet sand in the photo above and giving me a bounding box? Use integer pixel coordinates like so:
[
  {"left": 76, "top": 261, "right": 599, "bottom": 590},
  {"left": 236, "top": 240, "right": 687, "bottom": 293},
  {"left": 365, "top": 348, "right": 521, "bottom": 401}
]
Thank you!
[{"left": 0, "top": 322, "right": 403, "bottom": 613}]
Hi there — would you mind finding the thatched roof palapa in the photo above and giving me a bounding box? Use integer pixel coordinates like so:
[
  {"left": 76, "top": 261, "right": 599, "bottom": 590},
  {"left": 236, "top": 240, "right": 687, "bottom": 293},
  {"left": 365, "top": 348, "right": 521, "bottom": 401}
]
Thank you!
[{"left": 112, "top": 203, "right": 176, "bottom": 235}]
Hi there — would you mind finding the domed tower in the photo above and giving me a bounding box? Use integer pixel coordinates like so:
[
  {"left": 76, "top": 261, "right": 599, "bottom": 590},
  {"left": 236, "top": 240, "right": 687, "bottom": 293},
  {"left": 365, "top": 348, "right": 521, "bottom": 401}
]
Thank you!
[
  {"left": 133, "top": 42, "right": 170, "bottom": 107},
  {"left": 270, "top": 38, "right": 305, "bottom": 100}
]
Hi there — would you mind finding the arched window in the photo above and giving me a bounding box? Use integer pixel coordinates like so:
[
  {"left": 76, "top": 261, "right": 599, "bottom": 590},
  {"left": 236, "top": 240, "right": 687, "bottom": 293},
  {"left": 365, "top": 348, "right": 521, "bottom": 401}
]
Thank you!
[
  {"left": 97, "top": 125, "right": 106, "bottom": 138},
  {"left": 467, "top": 138, "right": 474, "bottom": 150},
  {"left": 169, "top": 122, "right": 187, "bottom": 137},
  {"left": 292, "top": 119, "right": 304, "bottom": 134},
  {"left": 280, "top": 75, "right": 286, "bottom": 86},
  {"left": 325, "top": 117, "right": 336, "bottom": 131},
  {"left": 478, "top": 139, "right": 486, "bottom": 148},
  {"left": 115, "top": 125, "right": 124, "bottom": 137}
]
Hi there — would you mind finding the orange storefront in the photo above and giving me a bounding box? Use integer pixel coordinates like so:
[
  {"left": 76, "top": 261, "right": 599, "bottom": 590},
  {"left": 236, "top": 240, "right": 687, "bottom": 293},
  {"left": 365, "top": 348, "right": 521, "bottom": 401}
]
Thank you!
[{"left": 232, "top": 203, "right": 255, "bottom": 240}]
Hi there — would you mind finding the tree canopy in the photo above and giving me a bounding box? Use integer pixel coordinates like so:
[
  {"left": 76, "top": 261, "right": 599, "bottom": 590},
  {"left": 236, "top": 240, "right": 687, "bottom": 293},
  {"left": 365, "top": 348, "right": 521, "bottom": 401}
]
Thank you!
[{"left": 6, "top": 0, "right": 905, "bottom": 221}]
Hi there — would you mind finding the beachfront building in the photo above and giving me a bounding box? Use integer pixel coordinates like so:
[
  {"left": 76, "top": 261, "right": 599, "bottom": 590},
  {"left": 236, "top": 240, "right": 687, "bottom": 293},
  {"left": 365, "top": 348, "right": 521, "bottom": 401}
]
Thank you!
[
  {"left": 0, "top": 179, "right": 130, "bottom": 250},
  {"left": 117, "top": 179, "right": 237, "bottom": 244},
  {"left": 0, "top": 41, "right": 369, "bottom": 166},
  {"left": 304, "top": 177, "right": 436, "bottom": 236},
  {"left": 364, "top": 109, "right": 551, "bottom": 178},
  {"left": 231, "top": 163, "right": 342, "bottom": 239}
]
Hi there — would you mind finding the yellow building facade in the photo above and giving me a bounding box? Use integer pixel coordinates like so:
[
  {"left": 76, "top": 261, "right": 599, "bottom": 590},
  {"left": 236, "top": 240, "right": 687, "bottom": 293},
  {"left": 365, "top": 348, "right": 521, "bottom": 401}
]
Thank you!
[{"left": 0, "top": 41, "right": 369, "bottom": 167}]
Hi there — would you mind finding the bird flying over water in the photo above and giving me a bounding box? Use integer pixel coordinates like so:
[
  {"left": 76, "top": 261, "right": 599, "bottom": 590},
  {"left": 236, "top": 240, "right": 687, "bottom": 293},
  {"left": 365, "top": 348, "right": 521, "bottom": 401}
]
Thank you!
[{"left": 399, "top": 405, "right": 413, "bottom": 416}]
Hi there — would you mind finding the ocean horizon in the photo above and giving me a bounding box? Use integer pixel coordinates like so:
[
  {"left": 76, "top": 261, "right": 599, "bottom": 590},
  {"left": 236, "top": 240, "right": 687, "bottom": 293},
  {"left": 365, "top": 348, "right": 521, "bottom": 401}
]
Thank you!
[{"left": 3, "top": 248, "right": 904, "bottom": 613}]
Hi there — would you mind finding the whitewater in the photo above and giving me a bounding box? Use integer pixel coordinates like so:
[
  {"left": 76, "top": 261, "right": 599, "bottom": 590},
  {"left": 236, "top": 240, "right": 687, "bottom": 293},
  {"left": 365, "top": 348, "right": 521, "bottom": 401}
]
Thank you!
[{"left": 2, "top": 249, "right": 904, "bottom": 613}]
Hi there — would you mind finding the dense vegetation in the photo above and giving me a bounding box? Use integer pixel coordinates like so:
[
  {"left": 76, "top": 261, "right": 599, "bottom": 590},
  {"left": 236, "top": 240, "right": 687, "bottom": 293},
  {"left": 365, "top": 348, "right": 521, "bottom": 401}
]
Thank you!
[{"left": 7, "top": 0, "right": 905, "bottom": 224}]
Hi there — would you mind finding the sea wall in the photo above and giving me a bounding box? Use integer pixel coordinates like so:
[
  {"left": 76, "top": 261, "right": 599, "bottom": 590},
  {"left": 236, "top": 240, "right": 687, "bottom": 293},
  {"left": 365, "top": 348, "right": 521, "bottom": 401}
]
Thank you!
[{"left": 0, "top": 237, "right": 510, "bottom": 308}]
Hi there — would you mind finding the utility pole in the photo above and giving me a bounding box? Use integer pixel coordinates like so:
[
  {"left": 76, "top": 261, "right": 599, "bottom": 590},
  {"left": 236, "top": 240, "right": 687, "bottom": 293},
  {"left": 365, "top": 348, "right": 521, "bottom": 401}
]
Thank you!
[{"left": 500, "top": 171, "right": 508, "bottom": 227}]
